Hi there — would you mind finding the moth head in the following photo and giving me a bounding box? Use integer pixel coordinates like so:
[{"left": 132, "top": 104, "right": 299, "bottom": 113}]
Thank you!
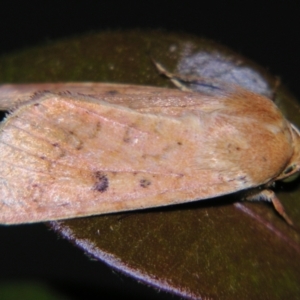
[{"left": 277, "top": 123, "right": 300, "bottom": 182}]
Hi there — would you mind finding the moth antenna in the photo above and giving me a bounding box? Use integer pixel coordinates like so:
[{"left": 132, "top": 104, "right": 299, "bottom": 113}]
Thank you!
[
  {"left": 152, "top": 59, "right": 237, "bottom": 96},
  {"left": 152, "top": 59, "right": 192, "bottom": 92}
]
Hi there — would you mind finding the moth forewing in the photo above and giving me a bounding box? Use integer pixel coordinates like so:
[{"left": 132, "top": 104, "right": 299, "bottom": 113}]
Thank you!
[{"left": 0, "top": 82, "right": 298, "bottom": 224}]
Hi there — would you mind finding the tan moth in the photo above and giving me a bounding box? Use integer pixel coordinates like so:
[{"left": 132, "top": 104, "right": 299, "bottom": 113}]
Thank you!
[{"left": 0, "top": 65, "right": 299, "bottom": 225}]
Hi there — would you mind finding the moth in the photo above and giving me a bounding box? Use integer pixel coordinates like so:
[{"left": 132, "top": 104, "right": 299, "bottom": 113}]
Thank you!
[{"left": 0, "top": 64, "right": 299, "bottom": 225}]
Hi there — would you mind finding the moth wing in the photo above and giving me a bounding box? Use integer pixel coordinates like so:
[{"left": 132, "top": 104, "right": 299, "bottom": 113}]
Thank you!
[
  {"left": 0, "top": 92, "right": 252, "bottom": 224},
  {"left": 0, "top": 81, "right": 255, "bottom": 112},
  {"left": 0, "top": 82, "right": 221, "bottom": 110}
]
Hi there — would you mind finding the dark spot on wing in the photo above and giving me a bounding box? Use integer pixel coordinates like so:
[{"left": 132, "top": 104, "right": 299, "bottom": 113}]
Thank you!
[
  {"left": 237, "top": 175, "right": 248, "bottom": 184},
  {"left": 58, "top": 90, "right": 72, "bottom": 96},
  {"left": 123, "top": 136, "right": 131, "bottom": 143},
  {"left": 58, "top": 202, "right": 70, "bottom": 207},
  {"left": 65, "top": 130, "right": 84, "bottom": 150},
  {"left": 177, "top": 141, "right": 182, "bottom": 146},
  {"left": 107, "top": 90, "right": 119, "bottom": 95},
  {"left": 140, "top": 178, "right": 151, "bottom": 188},
  {"left": 227, "top": 143, "right": 242, "bottom": 152},
  {"left": 123, "top": 126, "right": 138, "bottom": 143},
  {"left": 95, "top": 122, "right": 102, "bottom": 132},
  {"left": 50, "top": 142, "right": 66, "bottom": 157},
  {"left": 93, "top": 171, "right": 109, "bottom": 192},
  {"left": 228, "top": 175, "right": 248, "bottom": 184},
  {"left": 75, "top": 141, "right": 83, "bottom": 150}
]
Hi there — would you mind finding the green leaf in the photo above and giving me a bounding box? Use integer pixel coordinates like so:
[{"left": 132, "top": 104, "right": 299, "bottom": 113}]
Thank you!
[{"left": 1, "top": 30, "right": 300, "bottom": 299}]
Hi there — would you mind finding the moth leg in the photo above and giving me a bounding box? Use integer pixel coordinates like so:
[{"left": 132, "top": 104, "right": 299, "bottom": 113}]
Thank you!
[{"left": 246, "top": 189, "right": 293, "bottom": 226}]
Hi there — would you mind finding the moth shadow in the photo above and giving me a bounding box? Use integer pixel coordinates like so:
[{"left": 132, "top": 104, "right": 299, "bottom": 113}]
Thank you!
[
  {"left": 275, "top": 174, "right": 300, "bottom": 193},
  {"left": 115, "top": 193, "right": 238, "bottom": 221}
]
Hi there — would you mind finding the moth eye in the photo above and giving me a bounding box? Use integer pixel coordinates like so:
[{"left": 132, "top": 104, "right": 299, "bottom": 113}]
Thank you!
[
  {"left": 282, "top": 164, "right": 300, "bottom": 182},
  {"left": 283, "top": 165, "right": 295, "bottom": 175}
]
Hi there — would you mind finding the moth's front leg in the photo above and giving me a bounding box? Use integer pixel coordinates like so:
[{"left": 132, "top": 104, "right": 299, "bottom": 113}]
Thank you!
[{"left": 246, "top": 189, "right": 293, "bottom": 226}]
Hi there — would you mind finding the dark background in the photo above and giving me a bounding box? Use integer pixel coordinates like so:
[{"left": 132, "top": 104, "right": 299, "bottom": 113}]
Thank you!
[
  {"left": 0, "top": 1, "right": 299, "bottom": 94},
  {"left": 0, "top": 1, "right": 299, "bottom": 299}
]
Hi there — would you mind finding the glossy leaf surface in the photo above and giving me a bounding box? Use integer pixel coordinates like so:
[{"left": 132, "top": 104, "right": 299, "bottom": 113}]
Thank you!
[{"left": 0, "top": 30, "right": 299, "bottom": 299}]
